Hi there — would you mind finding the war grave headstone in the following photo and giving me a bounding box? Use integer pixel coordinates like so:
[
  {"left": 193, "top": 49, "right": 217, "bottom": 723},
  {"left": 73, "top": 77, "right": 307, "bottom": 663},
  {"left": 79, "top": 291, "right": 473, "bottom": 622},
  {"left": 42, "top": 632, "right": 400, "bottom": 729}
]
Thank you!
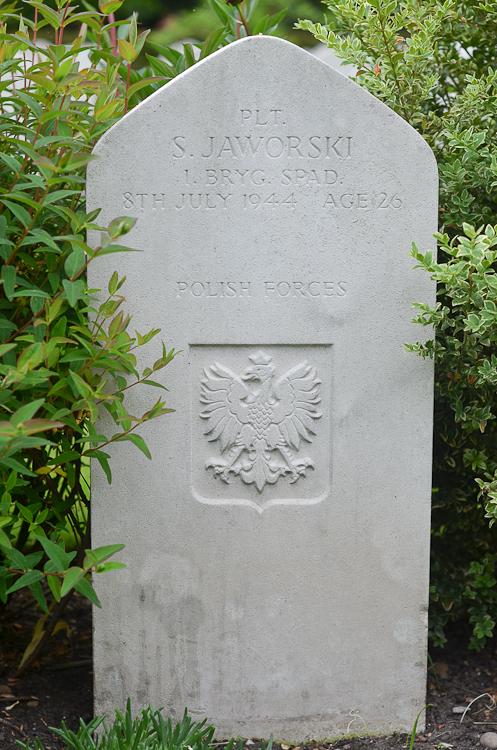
[{"left": 87, "top": 36, "right": 437, "bottom": 741}]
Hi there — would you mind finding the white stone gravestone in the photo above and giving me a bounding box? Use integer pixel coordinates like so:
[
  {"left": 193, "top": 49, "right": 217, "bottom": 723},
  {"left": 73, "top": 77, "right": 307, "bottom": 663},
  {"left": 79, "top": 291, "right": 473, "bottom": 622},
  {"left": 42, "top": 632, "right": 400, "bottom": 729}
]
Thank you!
[{"left": 87, "top": 36, "right": 437, "bottom": 741}]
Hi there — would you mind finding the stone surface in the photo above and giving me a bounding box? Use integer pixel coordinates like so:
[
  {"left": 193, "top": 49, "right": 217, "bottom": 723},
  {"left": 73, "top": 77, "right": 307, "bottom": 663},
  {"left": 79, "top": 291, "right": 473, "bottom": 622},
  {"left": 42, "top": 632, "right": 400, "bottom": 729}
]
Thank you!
[
  {"left": 87, "top": 36, "right": 437, "bottom": 741},
  {"left": 480, "top": 733, "right": 497, "bottom": 749}
]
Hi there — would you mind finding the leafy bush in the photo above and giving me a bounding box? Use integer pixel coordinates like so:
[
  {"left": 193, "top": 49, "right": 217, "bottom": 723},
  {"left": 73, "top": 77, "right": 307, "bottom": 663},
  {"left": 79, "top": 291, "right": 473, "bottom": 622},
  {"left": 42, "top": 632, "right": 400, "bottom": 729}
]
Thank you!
[
  {"left": 0, "top": 0, "right": 180, "bottom": 674},
  {"left": 297, "top": 0, "right": 497, "bottom": 649}
]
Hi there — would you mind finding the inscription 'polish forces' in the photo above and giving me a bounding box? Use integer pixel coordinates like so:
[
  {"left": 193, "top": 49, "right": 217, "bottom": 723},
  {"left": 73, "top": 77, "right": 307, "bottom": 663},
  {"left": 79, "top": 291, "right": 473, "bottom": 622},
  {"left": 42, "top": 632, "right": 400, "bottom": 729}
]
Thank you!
[
  {"left": 175, "top": 281, "right": 347, "bottom": 299},
  {"left": 173, "top": 135, "right": 352, "bottom": 160},
  {"left": 201, "top": 350, "right": 322, "bottom": 493}
]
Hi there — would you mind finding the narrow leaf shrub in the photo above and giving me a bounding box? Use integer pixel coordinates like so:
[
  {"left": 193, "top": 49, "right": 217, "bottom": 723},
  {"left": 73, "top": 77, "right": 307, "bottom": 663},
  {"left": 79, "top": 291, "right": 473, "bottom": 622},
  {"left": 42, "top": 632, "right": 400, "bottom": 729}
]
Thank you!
[
  {"left": 16, "top": 701, "right": 228, "bottom": 750},
  {"left": 0, "top": 0, "right": 179, "bottom": 673},
  {"left": 298, "top": 0, "right": 497, "bottom": 649}
]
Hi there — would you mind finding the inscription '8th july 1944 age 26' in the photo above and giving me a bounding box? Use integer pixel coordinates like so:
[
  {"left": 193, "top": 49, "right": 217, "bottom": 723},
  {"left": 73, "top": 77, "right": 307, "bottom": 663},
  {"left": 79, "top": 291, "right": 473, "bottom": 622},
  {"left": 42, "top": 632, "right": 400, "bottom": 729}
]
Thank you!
[
  {"left": 200, "top": 350, "right": 322, "bottom": 493},
  {"left": 119, "top": 111, "right": 405, "bottom": 213}
]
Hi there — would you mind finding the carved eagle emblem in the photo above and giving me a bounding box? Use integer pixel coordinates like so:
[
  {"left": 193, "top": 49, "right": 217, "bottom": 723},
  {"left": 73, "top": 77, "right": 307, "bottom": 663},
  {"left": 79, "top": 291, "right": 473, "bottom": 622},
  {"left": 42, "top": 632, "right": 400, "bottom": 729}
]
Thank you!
[{"left": 200, "top": 350, "right": 322, "bottom": 493}]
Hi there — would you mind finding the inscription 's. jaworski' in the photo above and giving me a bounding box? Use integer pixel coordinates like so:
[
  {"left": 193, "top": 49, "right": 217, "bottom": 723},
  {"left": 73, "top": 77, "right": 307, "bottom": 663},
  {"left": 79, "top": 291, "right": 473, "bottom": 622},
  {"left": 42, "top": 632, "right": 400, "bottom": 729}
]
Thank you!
[
  {"left": 172, "top": 134, "right": 352, "bottom": 160},
  {"left": 200, "top": 350, "right": 322, "bottom": 493}
]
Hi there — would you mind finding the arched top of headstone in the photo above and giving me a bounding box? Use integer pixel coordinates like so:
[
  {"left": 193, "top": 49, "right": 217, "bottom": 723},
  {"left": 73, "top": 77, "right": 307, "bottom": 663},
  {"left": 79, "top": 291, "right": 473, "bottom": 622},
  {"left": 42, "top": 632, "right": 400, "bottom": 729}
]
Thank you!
[{"left": 93, "top": 35, "right": 436, "bottom": 178}]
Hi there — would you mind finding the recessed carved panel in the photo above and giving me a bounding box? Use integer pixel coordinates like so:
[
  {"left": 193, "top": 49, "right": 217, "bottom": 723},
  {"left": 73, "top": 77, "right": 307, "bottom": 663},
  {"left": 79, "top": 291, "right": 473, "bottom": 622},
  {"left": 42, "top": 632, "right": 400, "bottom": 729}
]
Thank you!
[{"left": 190, "top": 345, "right": 331, "bottom": 512}]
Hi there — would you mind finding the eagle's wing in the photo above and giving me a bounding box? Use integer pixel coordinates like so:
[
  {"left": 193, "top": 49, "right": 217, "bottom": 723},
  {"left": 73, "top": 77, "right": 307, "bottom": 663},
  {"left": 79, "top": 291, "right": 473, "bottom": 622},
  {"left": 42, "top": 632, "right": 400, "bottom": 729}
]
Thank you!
[
  {"left": 200, "top": 362, "right": 251, "bottom": 452},
  {"left": 271, "top": 361, "right": 322, "bottom": 450}
]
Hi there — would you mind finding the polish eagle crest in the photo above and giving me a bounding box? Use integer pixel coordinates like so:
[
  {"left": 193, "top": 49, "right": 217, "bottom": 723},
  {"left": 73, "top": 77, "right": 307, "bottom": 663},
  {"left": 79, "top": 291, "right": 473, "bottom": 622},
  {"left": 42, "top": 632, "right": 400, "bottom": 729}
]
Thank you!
[{"left": 200, "top": 350, "right": 322, "bottom": 493}]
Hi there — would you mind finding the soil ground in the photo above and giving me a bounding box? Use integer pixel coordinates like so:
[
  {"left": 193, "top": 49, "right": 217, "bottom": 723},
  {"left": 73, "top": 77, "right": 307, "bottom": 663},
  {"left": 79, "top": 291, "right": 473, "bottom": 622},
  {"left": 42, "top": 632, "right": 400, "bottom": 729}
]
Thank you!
[{"left": 0, "top": 592, "right": 496, "bottom": 750}]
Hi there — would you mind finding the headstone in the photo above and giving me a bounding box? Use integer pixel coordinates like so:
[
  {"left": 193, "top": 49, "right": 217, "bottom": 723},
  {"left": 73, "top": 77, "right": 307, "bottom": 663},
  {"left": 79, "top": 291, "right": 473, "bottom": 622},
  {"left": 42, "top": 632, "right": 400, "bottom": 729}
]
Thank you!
[{"left": 87, "top": 36, "right": 437, "bottom": 741}]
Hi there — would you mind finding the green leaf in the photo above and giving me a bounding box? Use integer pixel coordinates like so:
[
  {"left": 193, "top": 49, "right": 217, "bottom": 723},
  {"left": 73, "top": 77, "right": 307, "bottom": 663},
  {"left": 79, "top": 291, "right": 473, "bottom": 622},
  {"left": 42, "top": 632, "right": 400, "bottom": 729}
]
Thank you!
[
  {"left": 0, "top": 317, "right": 17, "bottom": 332},
  {"left": 62, "top": 279, "right": 85, "bottom": 308},
  {"left": 252, "top": 15, "right": 270, "bottom": 34},
  {"left": 108, "top": 271, "right": 119, "bottom": 295},
  {"left": 16, "top": 504, "right": 33, "bottom": 523},
  {"left": 5, "top": 470, "right": 17, "bottom": 492},
  {"left": 74, "top": 575, "right": 101, "bottom": 607},
  {"left": 100, "top": 0, "right": 123, "bottom": 14},
  {"left": 15, "top": 91, "right": 42, "bottom": 119},
  {"left": 96, "top": 561, "right": 126, "bottom": 573},
  {"left": 11, "top": 398, "right": 45, "bottom": 427},
  {"left": 64, "top": 249, "right": 86, "bottom": 279},
  {"left": 60, "top": 566, "right": 85, "bottom": 597},
  {"left": 46, "top": 450, "right": 81, "bottom": 466},
  {"left": 36, "top": 536, "right": 70, "bottom": 573},
  {"left": 1, "top": 545, "right": 28, "bottom": 571},
  {"left": 0, "top": 153, "right": 21, "bottom": 172},
  {"left": 6, "top": 569, "right": 44, "bottom": 594},
  {"left": 199, "top": 27, "right": 227, "bottom": 59},
  {"left": 0, "top": 344, "right": 16, "bottom": 358},
  {"left": 84, "top": 543, "right": 125, "bottom": 566},
  {"left": 207, "top": 0, "right": 230, "bottom": 25},
  {"left": 39, "top": 109, "right": 73, "bottom": 125},
  {"left": 22, "top": 418, "right": 62, "bottom": 435},
  {"left": 140, "top": 379, "right": 168, "bottom": 390},
  {"left": 29, "top": 580, "right": 49, "bottom": 613},
  {"left": 93, "top": 243, "right": 140, "bottom": 257},
  {"left": 0, "top": 528, "right": 12, "bottom": 549},
  {"left": 59, "top": 349, "right": 91, "bottom": 363},
  {"left": 54, "top": 58, "right": 74, "bottom": 83},
  {"left": 107, "top": 216, "right": 137, "bottom": 240},
  {"left": 145, "top": 55, "right": 177, "bottom": 79},
  {"left": 1, "top": 199, "right": 31, "bottom": 228},
  {"left": 0, "top": 457, "right": 36, "bottom": 476},
  {"left": 68, "top": 370, "right": 92, "bottom": 398},
  {"left": 1, "top": 265, "right": 16, "bottom": 301},
  {"left": 116, "top": 433, "right": 151, "bottom": 459},
  {"left": 11, "top": 288, "right": 49, "bottom": 299},
  {"left": 47, "top": 573, "right": 61, "bottom": 602},
  {"left": 257, "top": 8, "right": 287, "bottom": 34},
  {"left": 183, "top": 42, "right": 196, "bottom": 69},
  {"left": 94, "top": 100, "right": 122, "bottom": 121},
  {"left": 26, "top": 1, "right": 62, "bottom": 28},
  {"left": 126, "top": 77, "right": 164, "bottom": 100},
  {"left": 59, "top": 152, "right": 99, "bottom": 172},
  {"left": 90, "top": 450, "right": 112, "bottom": 483},
  {"left": 118, "top": 39, "right": 137, "bottom": 63}
]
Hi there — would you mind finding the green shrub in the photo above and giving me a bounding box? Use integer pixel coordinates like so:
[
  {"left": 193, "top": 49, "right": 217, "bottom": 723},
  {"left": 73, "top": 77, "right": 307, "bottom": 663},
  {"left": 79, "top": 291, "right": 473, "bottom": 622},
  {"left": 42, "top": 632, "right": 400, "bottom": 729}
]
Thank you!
[
  {"left": 297, "top": 0, "right": 497, "bottom": 649},
  {"left": 147, "top": 0, "right": 323, "bottom": 49},
  {"left": 0, "top": 0, "right": 179, "bottom": 674}
]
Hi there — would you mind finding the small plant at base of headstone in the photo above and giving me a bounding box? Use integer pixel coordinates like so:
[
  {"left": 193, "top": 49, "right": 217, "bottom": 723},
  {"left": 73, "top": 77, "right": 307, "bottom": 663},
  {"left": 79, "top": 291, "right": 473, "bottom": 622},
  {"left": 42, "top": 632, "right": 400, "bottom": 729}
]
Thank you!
[
  {"left": 16, "top": 700, "right": 228, "bottom": 750},
  {"left": 406, "top": 706, "right": 433, "bottom": 750}
]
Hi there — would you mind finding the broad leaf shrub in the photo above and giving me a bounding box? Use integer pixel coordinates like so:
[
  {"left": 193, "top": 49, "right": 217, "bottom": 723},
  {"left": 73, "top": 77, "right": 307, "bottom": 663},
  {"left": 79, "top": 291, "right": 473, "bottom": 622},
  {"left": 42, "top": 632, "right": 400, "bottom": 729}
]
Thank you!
[{"left": 297, "top": 0, "right": 497, "bottom": 649}]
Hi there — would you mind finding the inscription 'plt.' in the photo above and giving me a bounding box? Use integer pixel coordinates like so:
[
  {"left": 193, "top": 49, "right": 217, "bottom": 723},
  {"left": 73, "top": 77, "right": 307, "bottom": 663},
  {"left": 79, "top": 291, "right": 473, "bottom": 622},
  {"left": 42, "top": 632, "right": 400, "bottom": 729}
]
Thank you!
[{"left": 200, "top": 351, "right": 322, "bottom": 493}]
